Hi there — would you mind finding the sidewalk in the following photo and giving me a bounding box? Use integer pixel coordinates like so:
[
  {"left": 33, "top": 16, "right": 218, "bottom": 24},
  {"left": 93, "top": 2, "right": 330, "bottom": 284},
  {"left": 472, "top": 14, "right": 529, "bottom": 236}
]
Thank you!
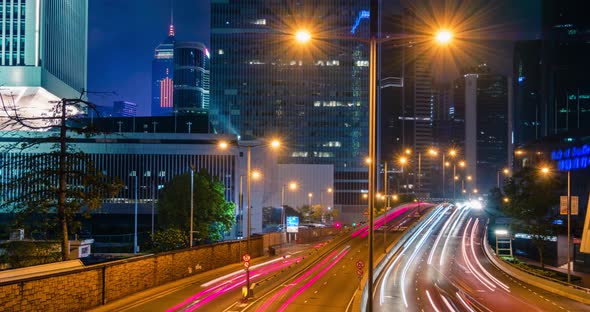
[{"left": 515, "top": 256, "right": 590, "bottom": 288}]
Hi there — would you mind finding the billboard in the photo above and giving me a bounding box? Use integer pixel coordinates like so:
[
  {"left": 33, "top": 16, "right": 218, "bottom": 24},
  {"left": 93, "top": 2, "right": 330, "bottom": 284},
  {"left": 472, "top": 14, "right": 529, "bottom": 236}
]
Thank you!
[{"left": 286, "top": 216, "right": 299, "bottom": 233}]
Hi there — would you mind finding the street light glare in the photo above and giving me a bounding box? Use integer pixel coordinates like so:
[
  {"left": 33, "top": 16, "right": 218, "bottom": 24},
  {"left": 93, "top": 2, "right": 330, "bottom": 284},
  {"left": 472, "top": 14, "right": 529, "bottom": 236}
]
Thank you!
[
  {"left": 435, "top": 30, "right": 452, "bottom": 44},
  {"left": 289, "top": 181, "right": 298, "bottom": 190},
  {"left": 218, "top": 141, "right": 229, "bottom": 150},
  {"left": 541, "top": 167, "right": 550, "bottom": 174},
  {"left": 270, "top": 140, "right": 281, "bottom": 149},
  {"left": 295, "top": 30, "right": 311, "bottom": 43},
  {"left": 251, "top": 170, "right": 261, "bottom": 179}
]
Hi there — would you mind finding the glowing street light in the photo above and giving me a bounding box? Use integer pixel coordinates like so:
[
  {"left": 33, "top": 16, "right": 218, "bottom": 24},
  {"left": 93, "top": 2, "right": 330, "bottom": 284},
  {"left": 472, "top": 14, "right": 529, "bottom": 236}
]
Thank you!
[
  {"left": 295, "top": 17, "right": 455, "bottom": 311},
  {"left": 435, "top": 30, "right": 453, "bottom": 44},
  {"left": 281, "top": 181, "right": 298, "bottom": 232},
  {"left": 294, "top": 30, "right": 311, "bottom": 44},
  {"left": 541, "top": 166, "right": 573, "bottom": 283}
]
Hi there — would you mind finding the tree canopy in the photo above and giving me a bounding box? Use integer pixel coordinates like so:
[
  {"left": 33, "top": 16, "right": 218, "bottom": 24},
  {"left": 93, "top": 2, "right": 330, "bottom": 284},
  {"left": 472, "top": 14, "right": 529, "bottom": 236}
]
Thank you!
[
  {"left": 496, "top": 166, "right": 561, "bottom": 267},
  {"left": 157, "top": 169, "right": 235, "bottom": 245},
  {"left": 1, "top": 96, "right": 123, "bottom": 261}
]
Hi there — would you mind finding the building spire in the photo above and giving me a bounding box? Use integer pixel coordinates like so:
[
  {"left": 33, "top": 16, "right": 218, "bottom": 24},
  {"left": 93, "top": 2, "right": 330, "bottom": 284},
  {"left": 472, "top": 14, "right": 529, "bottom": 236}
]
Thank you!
[{"left": 168, "top": 0, "right": 175, "bottom": 37}]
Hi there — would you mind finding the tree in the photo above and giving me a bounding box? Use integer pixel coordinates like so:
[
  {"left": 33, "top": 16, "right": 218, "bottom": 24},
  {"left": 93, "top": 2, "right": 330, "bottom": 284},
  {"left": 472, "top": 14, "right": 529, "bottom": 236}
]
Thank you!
[
  {"left": 501, "top": 166, "right": 561, "bottom": 268},
  {"left": 0, "top": 94, "right": 123, "bottom": 261},
  {"left": 157, "top": 169, "right": 235, "bottom": 244}
]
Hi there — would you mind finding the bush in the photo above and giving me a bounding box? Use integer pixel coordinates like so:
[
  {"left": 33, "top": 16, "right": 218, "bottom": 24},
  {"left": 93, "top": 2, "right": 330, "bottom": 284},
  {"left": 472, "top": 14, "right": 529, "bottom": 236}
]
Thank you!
[
  {"left": 0, "top": 241, "right": 62, "bottom": 269},
  {"left": 152, "top": 228, "right": 188, "bottom": 252}
]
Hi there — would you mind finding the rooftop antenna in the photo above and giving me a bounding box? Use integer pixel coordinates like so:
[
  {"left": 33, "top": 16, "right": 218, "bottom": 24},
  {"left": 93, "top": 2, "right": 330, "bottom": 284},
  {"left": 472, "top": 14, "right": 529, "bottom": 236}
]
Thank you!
[{"left": 168, "top": 0, "right": 175, "bottom": 37}]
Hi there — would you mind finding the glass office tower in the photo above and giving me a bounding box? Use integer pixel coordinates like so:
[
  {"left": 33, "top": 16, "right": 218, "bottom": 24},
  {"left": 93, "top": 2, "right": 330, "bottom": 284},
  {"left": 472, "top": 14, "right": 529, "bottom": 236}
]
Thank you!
[
  {"left": 210, "top": 0, "right": 370, "bottom": 213},
  {"left": 151, "top": 24, "right": 175, "bottom": 117},
  {"left": 0, "top": 0, "right": 88, "bottom": 128}
]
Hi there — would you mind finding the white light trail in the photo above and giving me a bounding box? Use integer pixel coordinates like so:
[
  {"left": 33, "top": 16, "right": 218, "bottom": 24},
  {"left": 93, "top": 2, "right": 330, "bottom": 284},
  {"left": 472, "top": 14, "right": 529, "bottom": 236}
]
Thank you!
[
  {"left": 456, "top": 292, "right": 475, "bottom": 312},
  {"left": 440, "top": 207, "right": 469, "bottom": 267},
  {"left": 462, "top": 218, "right": 496, "bottom": 291},
  {"left": 400, "top": 207, "right": 449, "bottom": 307},
  {"left": 441, "top": 295, "right": 457, "bottom": 312},
  {"left": 470, "top": 219, "right": 510, "bottom": 292},
  {"left": 428, "top": 207, "right": 460, "bottom": 265},
  {"left": 426, "top": 290, "right": 441, "bottom": 312}
]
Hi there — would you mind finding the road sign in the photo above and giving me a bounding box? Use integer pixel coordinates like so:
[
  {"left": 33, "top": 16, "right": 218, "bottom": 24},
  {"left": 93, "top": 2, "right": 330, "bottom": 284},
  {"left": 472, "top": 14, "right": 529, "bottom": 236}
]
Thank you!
[
  {"left": 242, "top": 254, "right": 251, "bottom": 262},
  {"left": 243, "top": 261, "right": 250, "bottom": 269},
  {"left": 357, "top": 269, "right": 363, "bottom": 276},
  {"left": 287, "top": 216, "right": 299, "bottom": 233},
  {"left": 356, "top": 260, "right": 364, "bottom": 269},
  {"left": 560, "top": 196, "right": 579, "bottom": 215},
  {"left": 572, "top": 196, "right": 579, "bottom": 215}
]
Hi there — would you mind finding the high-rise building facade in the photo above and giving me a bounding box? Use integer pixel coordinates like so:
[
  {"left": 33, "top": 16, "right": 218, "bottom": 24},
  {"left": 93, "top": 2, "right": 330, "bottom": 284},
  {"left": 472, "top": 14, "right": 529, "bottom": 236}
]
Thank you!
[
  {"left": 460, "top": 64, "right": 511, "bottom": 193},
  {"left": 513, "top": 0, "right": 590, "bottom": 145},
  {"left": 113, "top": 101, "right": 137, "bottom": 117},
  {"left": 379, "top": 8, "right": 437, "bottom": 195},
  {"left": 210, "top": 1, "right": 370, "bottom": 213},
  {"left": 173, "top": 41, "right": 210, "bottom": 115},
  {"left": 0, "top": 0, "right": 88, "bottom": 127},
  {"left": 151, "top": 24, "right": 175, "bottom": 117}
]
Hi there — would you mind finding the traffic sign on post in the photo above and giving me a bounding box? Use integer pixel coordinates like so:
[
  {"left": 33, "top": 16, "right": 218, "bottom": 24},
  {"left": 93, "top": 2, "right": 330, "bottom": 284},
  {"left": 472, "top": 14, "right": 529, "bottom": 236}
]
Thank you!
[
  {"left": 243, "top": 261, "right": 250, "bottom": 269},
  {"left": 242, "top": 254, "right": 251, "bottom": 262},
  {"left": 357, "top": 269, "right": 363, "bottom": 277}
]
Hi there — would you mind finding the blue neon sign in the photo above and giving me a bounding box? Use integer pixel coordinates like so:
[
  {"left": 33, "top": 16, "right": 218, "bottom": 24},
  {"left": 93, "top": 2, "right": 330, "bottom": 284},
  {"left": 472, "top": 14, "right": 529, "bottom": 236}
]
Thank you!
[
  {"left": 351, "top": 10, "right": 370, "bottom": 34},
  {"left": 551, "top": 144, "right": 590, "bottom": 171}
]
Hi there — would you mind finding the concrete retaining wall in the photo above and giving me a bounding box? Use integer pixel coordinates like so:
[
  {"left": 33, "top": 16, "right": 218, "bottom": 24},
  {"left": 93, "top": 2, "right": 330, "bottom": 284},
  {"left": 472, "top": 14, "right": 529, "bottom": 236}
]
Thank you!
[
  {"left": 0, "top": 237, "right": 262, "bottom": 311},
  {"left": 0, "top": 227, "right": 340, "bottom": 311}
]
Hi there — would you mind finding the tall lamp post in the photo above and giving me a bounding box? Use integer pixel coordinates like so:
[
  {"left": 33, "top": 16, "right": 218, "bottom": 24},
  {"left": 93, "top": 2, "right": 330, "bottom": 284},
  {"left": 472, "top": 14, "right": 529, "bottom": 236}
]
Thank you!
[
  {"left": 189, "top": 165, "right": 196, "bottom": 247},
  {"left": 497, "top": 167, "right": 510, "bottom": 188},
  {"left": 282, "top": 181, "right": 297, "bottom": 231},
  {"left": 219, "top": 139, "right": 280, "bottom": 253},
  {"left": 295, "top": 11, "right": 452, "bottom": 309},
  {"left": 129, "top": 171, "right": 138, "bottom": 254},
  {"left": 542, "top": 166, "right": 572, "bottom": 283}
]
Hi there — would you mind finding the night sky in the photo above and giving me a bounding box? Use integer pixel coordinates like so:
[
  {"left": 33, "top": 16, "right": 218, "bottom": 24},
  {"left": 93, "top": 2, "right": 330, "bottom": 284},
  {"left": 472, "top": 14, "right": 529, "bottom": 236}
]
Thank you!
[{"left": 88, "top": 1, "right": 539, "bottom": 116}]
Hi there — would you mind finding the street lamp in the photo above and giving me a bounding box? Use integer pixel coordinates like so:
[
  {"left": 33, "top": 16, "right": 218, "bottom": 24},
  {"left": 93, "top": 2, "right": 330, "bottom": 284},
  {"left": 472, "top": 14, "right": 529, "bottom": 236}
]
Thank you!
[
  {"left": 435, "top": 30, "right": 453, "bottom": 44},
  {"left": 295, "top": 12, "right": 452, "bottom": 309},
  {"left": 541, "top": 166, "right": 572, "bottom": 283},
  {"left": 308, "top": 192, "right": 313, "bottom": 208},
  {"left": 129, "top": 171, "right": 138, "bottom": 254},
  {"left": 282, "top": 181, "right": 298, "bottom": 231},
  {"left": 399, "top": 156, "right": 408, "bottom": 193},
  {"left": 189, "top": 165, "right": 195, "bottom": 247},
  {"left": 497, "top": 167, "right": 510, "bottom": 188},
  {"left": 320, "top": 187, "right": 333, "bottom": 223},
  {"left": 218, "top": 139, "right": 280, "bottom": 253}
]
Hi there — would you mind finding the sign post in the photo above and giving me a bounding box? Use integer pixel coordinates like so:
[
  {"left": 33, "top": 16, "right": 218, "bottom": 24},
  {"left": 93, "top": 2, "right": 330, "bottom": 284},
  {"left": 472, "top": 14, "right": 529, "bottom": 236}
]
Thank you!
[
  {"left": 356, "top": 260, "right": 364, "bottom": 288},
  {"left": 286, "top": 216, "right": 299, "bottom": 243},
  {"left": 242, "top": 254, "right": 251, "bottom": 300}
]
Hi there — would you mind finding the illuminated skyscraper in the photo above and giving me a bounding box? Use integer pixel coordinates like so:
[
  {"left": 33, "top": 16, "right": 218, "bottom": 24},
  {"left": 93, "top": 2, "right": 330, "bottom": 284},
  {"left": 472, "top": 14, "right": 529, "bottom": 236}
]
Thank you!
[
  {"left": 211, "top": 1, "right": 370, "bottom": 216},
  {"left": 0, "top": 0, "right": 88, "bottom": 127},
  {"left": 173, "top": 41, "right": 210, "bottom": 115},
  {"left": 151, "top": 23, "right": 175, "bottom": 116}
]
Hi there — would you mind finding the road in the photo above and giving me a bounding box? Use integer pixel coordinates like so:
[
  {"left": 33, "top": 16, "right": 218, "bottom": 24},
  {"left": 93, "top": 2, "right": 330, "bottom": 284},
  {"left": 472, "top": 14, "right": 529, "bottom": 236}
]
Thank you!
[
  {"left": 243, "top": 203, "right": 427, "bottom": 312},
  {"left": 372, "top": 203, "right": 589, "bottom": 311},
  {"left": 98, "top": 203, "right": 425, "bottom": 312}
]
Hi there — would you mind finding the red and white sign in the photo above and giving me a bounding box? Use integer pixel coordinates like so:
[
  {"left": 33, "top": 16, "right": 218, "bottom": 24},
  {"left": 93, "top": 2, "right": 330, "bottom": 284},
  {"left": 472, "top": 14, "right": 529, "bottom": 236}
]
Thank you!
[
  {"left": 356, "top": 260, "right": 364, "bottom": 269},
  {"left": 243, "top": 261, "right": 250, "bottom": 269},
  {"left": 242, "top": 254, "right": 251, "bottom": 262}
]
